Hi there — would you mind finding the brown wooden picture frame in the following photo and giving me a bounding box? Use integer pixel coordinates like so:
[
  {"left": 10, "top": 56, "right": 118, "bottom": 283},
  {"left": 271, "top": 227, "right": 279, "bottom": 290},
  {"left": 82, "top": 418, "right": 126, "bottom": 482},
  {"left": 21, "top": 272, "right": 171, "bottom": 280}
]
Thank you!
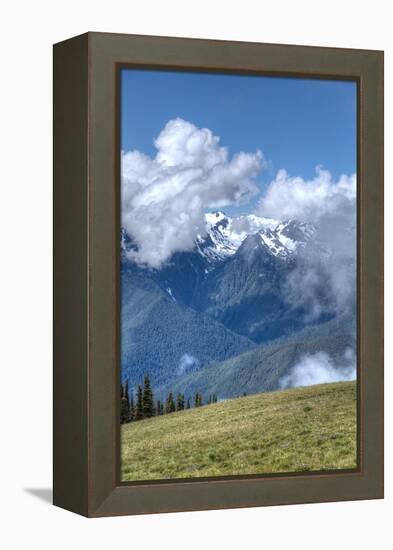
[{"left": 53, "top": 32, "right": 383, "bottom": 517}]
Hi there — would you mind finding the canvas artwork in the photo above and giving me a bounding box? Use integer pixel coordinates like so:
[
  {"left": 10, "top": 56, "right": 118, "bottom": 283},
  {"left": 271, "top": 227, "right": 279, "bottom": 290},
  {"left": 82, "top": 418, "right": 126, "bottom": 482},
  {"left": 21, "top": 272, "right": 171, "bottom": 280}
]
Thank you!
[{"left": 119, "top": 69, "right": 357, "bottom": 482}]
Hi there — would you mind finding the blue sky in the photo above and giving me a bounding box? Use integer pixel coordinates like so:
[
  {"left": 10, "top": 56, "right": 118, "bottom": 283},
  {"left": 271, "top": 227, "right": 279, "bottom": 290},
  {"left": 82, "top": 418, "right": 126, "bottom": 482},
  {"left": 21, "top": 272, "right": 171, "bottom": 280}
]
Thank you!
[{"left": 121, "top": 68, "right": 356, "bottom": 216}]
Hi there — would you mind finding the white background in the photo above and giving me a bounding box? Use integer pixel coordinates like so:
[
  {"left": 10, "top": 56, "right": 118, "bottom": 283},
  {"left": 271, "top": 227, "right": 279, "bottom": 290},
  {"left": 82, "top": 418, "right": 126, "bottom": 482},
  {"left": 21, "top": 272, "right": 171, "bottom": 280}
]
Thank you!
[{"left": 0, "top": 1, "right": 391, "bottom": 548}]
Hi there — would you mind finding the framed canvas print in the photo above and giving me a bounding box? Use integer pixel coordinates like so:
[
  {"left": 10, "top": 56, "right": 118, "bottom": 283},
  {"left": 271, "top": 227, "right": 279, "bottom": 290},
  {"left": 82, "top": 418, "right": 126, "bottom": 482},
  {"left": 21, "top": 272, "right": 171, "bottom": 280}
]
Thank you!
[{"left": 53, "top": 32, "right": 384, "bottom": 517}]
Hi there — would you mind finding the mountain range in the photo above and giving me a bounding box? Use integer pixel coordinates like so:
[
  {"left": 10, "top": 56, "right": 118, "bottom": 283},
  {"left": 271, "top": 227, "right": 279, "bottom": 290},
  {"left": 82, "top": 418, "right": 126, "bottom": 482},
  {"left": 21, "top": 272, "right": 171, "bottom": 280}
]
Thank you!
[{"left": 121, "top": 211, "right": 355, "bottom": 400}]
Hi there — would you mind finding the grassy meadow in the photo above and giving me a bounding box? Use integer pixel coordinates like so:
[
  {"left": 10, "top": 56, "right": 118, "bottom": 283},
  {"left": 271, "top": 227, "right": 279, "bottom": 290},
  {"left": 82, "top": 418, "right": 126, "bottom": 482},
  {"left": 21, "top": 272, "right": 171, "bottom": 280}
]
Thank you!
[{"left": 121, "top": 380, "right": 357, "bottom": 481}]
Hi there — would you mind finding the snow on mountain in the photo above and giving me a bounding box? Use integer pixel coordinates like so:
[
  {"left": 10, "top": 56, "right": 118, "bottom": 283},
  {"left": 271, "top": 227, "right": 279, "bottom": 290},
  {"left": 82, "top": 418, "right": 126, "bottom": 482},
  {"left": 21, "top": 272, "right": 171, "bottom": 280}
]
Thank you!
[
  {"left": 258, "top": 220, "right": 317, "bottom": 258},
  {"left": 121, "top": 211, "right": 318, "bottom": 267},
  {"left": 198, "top": 211, "right": 315, "bottom": 263},
  {"left": 197, "top": 213, "right": 244, "bottom": 261}
]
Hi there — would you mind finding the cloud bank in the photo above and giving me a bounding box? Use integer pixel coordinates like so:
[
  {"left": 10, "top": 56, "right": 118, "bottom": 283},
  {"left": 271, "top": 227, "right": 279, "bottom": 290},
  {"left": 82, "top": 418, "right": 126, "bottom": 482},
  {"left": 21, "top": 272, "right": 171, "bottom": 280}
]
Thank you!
[
  {"left": 279, "top": 348, "right": 356, "bottom": 389},
  {"left": 121, "top": 118, "right": 263, "bottom": 268},
  {"left": 257, "top": 167, "right": 357, "bottom": 320}
]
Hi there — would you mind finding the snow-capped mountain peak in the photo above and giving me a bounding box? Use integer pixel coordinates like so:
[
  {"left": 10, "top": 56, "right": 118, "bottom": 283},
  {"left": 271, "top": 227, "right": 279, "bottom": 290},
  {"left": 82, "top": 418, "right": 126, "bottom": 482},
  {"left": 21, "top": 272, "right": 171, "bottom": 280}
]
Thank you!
[
  {"left": 198, "top": 212, "right": 315, "bottom": 263},
  {"left": 257, "top": 220, "right": 316, "bottom": 258},
  {"left": 205, "top": 211, "right": 227, "bottom": 227},
  {"left": 121, "top": 211, "right": 318, "bottom": 268},
  {"left": 199, "top": 212, "right": 248, "bottom": 260}
]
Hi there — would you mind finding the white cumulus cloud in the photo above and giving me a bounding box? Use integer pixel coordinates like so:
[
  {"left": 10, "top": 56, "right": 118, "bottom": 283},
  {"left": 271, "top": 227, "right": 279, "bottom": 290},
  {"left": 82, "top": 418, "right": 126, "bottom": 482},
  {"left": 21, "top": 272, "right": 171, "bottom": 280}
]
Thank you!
[
  {"left": 121, "top": 118, "right": 264, "bottom": 268},
  {"left": 279, "top": 349, "right": 356, "bottom": 389},
  {"left": 257, "top": 167, "right": 356, "bottom": 226}
]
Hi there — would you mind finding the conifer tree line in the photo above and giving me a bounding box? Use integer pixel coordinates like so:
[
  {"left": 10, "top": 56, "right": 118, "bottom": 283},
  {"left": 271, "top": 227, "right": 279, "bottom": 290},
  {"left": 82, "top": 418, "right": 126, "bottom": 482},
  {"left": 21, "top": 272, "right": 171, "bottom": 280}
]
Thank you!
[{"left": 120, "top": 375, "right": 218, "bottom": 424}]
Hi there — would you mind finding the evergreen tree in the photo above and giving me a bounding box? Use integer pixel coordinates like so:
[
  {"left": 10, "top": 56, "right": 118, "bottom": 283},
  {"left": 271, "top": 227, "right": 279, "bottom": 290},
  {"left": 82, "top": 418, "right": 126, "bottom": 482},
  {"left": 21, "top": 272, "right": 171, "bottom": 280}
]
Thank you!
[
  {"left": 156, "top": 399, "right": 163, "bottom": 416},
  {"left": 212, "top": 394, "right": 218, "bottom": 404},
  {"left": 194, "top": 392, "right": 203, "bottom": 407},
  {"left": 135, "top": 384, "right": 143, "bottom": 420},
  {"left": 165, "top": 392, "right": 176, "bottom": 414},
  {"left": 142, "top": 375, "right": 154, "bottom": 418},
  {"left": 125, "top": 380, "right": 130, "bottom": 409},
  {"left": 176, "top": 393, "right": 185, "bottom": 411},
  {"left": 207, "top": 395, "right": 212, "bottom": 405},
  {"left": 129, "top": 396, "right": 135, "bottom": 421},
  {"left": 186, "top": 398, "right": 191, "bottom": 409},
  {"left": 120, "top": 383, "right": 130, "bottom": 424}
]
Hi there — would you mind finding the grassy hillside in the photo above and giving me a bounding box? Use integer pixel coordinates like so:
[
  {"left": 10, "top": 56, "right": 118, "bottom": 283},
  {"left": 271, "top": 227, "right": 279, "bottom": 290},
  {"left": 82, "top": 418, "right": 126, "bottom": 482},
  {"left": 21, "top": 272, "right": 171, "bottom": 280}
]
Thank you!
[{"left": 121, "top": 380, "right": 357, "bottom": 481}]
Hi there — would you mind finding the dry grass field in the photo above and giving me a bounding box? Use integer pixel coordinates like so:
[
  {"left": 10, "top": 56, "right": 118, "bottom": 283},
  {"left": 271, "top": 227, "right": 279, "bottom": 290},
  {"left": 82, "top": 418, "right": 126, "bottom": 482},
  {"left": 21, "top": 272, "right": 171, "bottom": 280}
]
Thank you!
[{"left": 121, "top": 380, "right": 357, "bottom": 481}]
